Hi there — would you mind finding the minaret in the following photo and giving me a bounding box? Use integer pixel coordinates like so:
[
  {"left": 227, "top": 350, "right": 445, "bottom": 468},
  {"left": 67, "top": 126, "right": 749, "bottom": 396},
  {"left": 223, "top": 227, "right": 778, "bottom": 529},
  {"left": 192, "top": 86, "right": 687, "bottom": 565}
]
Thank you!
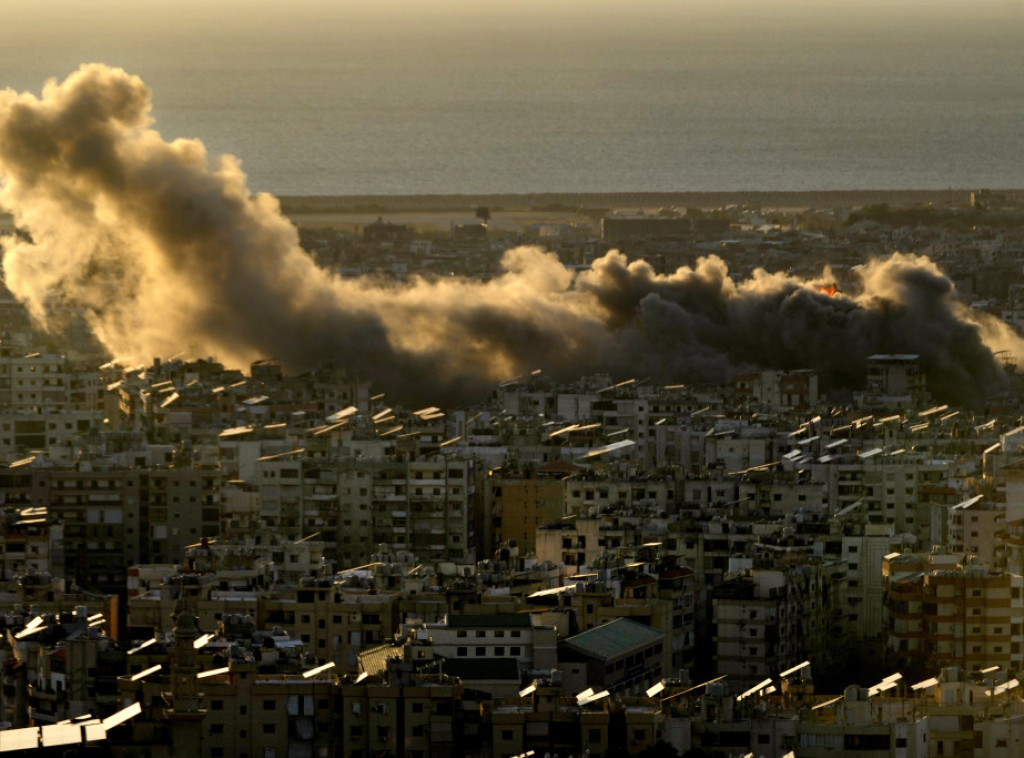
[{"left": 165, "top": 594, "right": 207, "bottom": 755}]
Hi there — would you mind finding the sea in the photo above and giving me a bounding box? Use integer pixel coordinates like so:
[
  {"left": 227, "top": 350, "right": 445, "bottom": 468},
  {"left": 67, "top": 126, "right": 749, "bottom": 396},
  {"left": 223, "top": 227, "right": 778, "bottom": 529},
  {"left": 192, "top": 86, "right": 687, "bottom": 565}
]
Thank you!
[{"left": 3, "top": 0, "right": 1024, "bottom": 198}]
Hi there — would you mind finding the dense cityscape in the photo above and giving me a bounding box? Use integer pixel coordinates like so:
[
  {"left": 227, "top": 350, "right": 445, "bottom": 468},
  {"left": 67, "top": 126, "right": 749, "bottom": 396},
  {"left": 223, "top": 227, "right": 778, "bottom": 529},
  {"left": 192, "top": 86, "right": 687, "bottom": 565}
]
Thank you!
[{"left": 3, "top": 192, "right": 1024, "bottom": 756}]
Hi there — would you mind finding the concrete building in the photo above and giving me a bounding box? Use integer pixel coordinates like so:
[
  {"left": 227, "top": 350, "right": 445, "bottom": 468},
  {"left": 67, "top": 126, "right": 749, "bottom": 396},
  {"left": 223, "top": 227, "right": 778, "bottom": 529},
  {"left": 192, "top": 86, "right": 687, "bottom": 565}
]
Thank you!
[
  {"left": 840, "top": 522, "right": 917, "bottom": 640},
  {"left": 424, "top": 613, "right": 557, "bottom": 674},
  {"left": 859, "top": 353, "right": 928, "bottom": 407},
  {"left": 0, "top": 607, "right": 123, "bottom": 728},
  {"left": 372, "top": 458, "right": 476, "bottom": 564},
  {"left": 119, "top": 600, "right": 333, "bottom": 758},
  {"left": 712, "top": 564, "right": 845, "bottom": 692},
  {"left": 948, "top": 496, "right": 1005, "bottom": 568},
  {"left": 559, "top": 617, "right": 665, "bottom": 698},
  {"left": 0, "top": 347, "right": 71, "bottom": 413},
  {"left": 484, "top": 464, "right": 569, "bottom": 557},
  {"left": 734, "top": 368, "right": 819, "bottom": 411},
  {"left": 601, "top": 215, "right": 691, "bottom": 244},
  {"left": 883, "top": 551, "right": 1024, "bottom": 676},
  {"left": 816, "top": 455, "right": 954, "bottom": 548}
]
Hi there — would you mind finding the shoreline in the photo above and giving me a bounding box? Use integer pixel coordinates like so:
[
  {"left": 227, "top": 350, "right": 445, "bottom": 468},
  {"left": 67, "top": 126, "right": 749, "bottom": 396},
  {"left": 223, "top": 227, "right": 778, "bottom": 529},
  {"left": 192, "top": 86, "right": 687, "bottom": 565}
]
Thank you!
[
  {"left": 4, "top": 190, "right": 1022, "bottom": 231},
  {"left": 276, "top": 189, "right": 1018, "bottom": 214}
]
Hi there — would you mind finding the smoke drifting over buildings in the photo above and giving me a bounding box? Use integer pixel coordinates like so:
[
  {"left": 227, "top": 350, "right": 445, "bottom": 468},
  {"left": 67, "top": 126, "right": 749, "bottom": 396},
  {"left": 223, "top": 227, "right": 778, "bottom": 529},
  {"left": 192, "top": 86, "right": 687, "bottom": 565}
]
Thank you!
[{"left": 0, "top": 65, "right": 1021, "bottom": 406}]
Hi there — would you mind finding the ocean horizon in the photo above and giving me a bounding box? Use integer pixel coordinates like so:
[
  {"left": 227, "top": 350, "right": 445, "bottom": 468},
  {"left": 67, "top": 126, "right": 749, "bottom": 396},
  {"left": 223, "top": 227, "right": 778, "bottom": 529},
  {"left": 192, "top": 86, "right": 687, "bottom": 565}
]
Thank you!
[{"left": 4, "top": 1, "right": 1024, "bottom": 197}]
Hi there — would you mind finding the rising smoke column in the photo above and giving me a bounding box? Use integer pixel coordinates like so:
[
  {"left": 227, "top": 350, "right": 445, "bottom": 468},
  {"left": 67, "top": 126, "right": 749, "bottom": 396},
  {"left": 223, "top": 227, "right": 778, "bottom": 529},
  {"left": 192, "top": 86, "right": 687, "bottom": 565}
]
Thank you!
[{"left": 0, "top": 65, "right": 1021, "bottom": 407}]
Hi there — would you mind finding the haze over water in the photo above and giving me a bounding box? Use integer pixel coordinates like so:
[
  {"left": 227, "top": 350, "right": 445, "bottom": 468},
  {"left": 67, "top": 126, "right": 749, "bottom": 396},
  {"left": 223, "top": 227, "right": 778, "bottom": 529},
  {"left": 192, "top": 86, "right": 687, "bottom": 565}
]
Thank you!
[{"left": 4, "top": 0, "right": 1024, "bottom": 196}]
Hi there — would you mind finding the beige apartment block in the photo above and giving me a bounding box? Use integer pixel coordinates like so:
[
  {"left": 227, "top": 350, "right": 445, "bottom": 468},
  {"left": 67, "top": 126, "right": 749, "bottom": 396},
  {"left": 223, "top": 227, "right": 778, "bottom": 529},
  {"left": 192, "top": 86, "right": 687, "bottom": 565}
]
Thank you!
[
  {"left": 884, "top": 551, "right": 1024, "bottom": 675},
  {"left": 372, "top": 459, "right": 475, "bottom": 564}
]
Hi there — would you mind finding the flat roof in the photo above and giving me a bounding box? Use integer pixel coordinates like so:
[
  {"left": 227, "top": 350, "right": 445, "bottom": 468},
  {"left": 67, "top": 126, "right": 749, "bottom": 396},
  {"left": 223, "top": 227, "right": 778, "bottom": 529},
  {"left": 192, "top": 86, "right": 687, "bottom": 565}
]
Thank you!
[
  {"left": 442, "top": 658, "right": 520, "bottom": 681},
  {"left": 445, "top": 613, "right": 533, "bottom": 629},
  {"left": 562, "top": 617, "right": 663, "bottom": 660}
]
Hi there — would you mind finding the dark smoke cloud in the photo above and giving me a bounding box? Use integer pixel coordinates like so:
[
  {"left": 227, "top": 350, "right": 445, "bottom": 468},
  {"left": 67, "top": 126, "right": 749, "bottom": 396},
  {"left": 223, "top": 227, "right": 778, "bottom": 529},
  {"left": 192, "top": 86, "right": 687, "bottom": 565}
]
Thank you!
[{"left": 1, "top": 65, "right": 1020, "bottom": 407}]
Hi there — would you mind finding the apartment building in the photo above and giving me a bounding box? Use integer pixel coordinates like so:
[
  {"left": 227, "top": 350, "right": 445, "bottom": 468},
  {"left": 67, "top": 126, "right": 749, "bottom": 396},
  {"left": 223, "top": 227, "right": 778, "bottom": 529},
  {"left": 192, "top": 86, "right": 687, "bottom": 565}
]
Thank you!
[
  {"left": 424, "top": 613, "right": 557, "bottom": 673},
  {"left": 118, "top": 605, "right": 333, "bottom": 758},
  {"left": 883, "top": 551, "right": 1024, "bottom": 675},
  {"left": 711, "top": 564, "right": 845, "bottom": 691},
  {"left": 733, "top": 368, "right": 819, "bottom": 411},
  {"left": 372, "top": 458, "right": 476, "bottom": 564},
  {"left": 340, "top": 675, "right": 468, "bottom": 758},
  {"left": 0, "top": 348, "right": 70, "bottom": 412},
  {"left": 839, "top": 522, "right": 917, "bottom": 639},
  {"left": 484, "top": 464, "right": 568, "bottom": 556},
  {"left": 0, "top": 608, "right": 123, "bottom": 728},
  {"left": 817, "top": 455, "right": 953, "bottom": 547},
  {"left": 947, "top": 497, "right": 1004, "bottom": 568}
]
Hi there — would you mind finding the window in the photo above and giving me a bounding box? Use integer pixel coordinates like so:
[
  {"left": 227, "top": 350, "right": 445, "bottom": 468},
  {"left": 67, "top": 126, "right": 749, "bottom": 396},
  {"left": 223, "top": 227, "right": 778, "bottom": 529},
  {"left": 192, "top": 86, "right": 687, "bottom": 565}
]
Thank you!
[
  {"left": 263, "top": 699, "right": 275, "bottom": 710},
  {"left": 210, "top": 724, "right": 224, "bottom": 735},
  {"left": 510, "top": 646, "right": 521, "bottom": 656},
  {"left": 263, "top": 723, "right": 276, "bottom": 734},
  {"left": 456, "top": 630, "right": 467, "bottom": 638},
  {"left": 475, "top": 647, "right": 485, "bottom": 656},
  {"left": 456, "top": 647, "right": 467, "bottom": 657}
]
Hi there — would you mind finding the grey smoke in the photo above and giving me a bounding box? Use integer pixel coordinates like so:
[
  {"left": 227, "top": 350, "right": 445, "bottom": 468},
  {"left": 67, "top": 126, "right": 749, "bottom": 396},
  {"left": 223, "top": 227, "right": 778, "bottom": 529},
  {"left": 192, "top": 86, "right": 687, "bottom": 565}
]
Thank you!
[{"left": 1, "top": 65, "right": 1020, "bottom": 407}]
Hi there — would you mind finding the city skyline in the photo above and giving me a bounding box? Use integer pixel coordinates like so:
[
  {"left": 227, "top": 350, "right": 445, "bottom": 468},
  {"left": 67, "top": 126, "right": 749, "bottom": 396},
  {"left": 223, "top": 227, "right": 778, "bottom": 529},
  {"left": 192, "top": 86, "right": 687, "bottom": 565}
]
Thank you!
[{"left": 3, "top": 4, "right": 1024, "bottom": 755}]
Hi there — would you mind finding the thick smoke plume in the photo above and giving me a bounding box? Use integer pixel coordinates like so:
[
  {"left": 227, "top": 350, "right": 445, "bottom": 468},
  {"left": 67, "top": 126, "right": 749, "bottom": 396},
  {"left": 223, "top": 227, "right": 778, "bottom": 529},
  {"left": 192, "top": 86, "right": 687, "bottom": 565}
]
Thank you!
[{"left": 1, "top": 65, "right": 1021, "bottom": 407}]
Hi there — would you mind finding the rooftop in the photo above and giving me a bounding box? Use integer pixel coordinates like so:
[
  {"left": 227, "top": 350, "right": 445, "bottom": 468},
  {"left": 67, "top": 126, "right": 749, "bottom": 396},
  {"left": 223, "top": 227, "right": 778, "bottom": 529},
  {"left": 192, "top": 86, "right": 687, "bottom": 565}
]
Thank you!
[
  {"left": 444, "top": 613, "right": 533, "bottom": 629},
  {"left": 561, "top": 617, "right": 663, "bottom": 660},
  {"left": 442, "top": 658, "right": 520, "bottom": 682}
]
